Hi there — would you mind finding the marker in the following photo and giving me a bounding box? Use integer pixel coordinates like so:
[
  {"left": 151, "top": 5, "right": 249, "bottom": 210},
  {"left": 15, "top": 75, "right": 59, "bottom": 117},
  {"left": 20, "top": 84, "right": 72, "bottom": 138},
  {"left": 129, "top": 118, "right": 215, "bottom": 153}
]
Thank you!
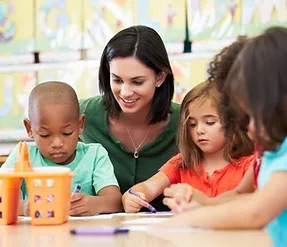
[
  {"left": 72, "top": 185, "right": 81, "bottom": 194},
  {"left": 70, "top": 227, "right": 129, "bottom": 235},
  {"left": 128, "top": 189, "right": 157, "bottom": 213}
]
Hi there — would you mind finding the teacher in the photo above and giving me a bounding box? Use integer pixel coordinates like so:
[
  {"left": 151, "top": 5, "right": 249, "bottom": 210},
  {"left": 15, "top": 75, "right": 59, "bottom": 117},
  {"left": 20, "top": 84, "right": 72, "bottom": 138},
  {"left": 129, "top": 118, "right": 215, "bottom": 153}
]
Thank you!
[{"left": 79, "top": 25, "right": 180, "bottom": 211}]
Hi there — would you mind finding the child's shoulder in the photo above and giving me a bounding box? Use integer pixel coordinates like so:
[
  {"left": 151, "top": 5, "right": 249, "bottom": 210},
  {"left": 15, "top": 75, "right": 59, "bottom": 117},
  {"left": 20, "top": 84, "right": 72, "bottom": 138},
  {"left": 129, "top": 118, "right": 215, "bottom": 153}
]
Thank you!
[
  {"left": 165, "top": 153, "right": 183, "bottom": 168},
  {"left": 235, "top": 153, "right": 255, "bottom": 168},
  {"left": 76, "top": 142, "right": 107, "bottom": 154}
]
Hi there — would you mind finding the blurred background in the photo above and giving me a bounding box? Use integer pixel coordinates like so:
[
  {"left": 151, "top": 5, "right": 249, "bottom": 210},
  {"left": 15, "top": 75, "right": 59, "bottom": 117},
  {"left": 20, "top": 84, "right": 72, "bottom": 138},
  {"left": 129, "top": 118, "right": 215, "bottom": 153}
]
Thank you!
[{"left": 0, "top": 0, "right": 286, "bottom": 150}]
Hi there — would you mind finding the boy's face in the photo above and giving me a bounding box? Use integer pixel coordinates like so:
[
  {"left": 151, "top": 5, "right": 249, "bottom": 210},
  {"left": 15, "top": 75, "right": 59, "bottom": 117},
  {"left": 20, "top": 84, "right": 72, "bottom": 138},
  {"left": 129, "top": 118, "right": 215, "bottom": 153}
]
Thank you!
[{"left": 24, "top": 103, "right": 85, "bottom": 165}]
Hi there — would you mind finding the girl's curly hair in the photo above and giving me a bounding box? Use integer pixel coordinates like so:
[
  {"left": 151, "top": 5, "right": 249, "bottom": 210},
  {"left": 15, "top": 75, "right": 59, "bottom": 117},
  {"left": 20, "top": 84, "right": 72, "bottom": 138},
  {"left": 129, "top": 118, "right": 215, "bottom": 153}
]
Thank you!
[{"left": 207, "top": 36, "right": 254, "bottom": 157}]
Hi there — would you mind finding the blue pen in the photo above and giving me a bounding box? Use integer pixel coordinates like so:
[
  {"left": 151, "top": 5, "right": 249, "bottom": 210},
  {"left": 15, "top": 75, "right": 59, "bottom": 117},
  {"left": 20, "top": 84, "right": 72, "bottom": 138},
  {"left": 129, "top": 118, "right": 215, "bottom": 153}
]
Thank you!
[
  {"left": 72, "top": 185, "right": 81, "bottom": 194},
  {"left": 128, "top": 189, "right": 157, "bottom": 213}
]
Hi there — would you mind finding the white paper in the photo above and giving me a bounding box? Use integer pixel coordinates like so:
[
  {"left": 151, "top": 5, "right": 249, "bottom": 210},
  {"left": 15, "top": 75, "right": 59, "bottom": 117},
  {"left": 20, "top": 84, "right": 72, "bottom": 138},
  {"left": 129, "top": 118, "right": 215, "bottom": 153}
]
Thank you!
[
  {"left": 69, "top": 214, "right": 113, "bottom": 220},
  {"left": 122, "top": 217, "right": 168, "bottom": 225},
  {"left": 113, "top": 211, "right": 173, "bottom": 217},
  {"left": 17, "top": 214, "right": 113, "bottom": 222}
]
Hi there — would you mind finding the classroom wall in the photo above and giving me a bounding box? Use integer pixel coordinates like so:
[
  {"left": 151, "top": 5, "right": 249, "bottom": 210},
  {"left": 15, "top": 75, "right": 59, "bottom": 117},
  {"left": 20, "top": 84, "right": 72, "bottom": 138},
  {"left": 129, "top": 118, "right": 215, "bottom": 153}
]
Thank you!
[{"left": 1, "top": 0, "right": 287, "bottom": 144}]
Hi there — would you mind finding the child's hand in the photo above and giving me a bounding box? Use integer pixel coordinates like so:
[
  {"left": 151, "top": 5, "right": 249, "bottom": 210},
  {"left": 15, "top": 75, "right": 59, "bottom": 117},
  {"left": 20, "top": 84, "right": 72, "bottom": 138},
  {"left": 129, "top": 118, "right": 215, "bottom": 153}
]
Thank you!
[
  {"left": 163, "top": 183, "right": 193, "bottom": 204},
  {"left": 163, "top": 197, "right": 200, "bottom": 214},
  {"left": 122, "top": 191, "right": 149, "bottom": 213},
  {"left": 19, "top": 200, "right": 30, "bottom": 216},
  {"left": 24, "top": 200, "right": 30, "bottom": 216},
  {"left": 70, "top": 192, "right": 94, "bottom": 216}
]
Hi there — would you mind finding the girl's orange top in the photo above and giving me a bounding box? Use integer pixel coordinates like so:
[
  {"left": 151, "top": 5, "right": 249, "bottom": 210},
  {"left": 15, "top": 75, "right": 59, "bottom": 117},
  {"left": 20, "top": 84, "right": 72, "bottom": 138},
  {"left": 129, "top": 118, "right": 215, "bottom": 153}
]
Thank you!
[{"left": 160, "top": 153, "right": 254, "bottom": 197}]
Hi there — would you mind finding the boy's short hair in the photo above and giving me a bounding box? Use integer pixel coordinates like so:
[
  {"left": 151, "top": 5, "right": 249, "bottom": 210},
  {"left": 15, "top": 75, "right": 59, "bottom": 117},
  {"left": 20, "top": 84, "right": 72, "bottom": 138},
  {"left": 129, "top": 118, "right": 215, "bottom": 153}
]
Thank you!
[{"left": 28, "top": 81, "right": 79, "bottom": 120}]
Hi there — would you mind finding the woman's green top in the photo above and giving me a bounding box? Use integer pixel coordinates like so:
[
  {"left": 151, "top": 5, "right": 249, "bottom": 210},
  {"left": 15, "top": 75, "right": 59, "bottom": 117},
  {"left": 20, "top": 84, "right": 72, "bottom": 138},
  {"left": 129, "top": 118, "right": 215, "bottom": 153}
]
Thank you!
[{"left": 79, "top": 96, "right": 180, "bottom": 211}]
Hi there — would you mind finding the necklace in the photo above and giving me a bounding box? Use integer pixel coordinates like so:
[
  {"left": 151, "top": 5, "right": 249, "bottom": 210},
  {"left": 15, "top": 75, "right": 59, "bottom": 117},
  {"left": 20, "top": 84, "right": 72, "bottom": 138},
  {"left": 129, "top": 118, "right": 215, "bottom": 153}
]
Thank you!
[{"left": 125, "top": 124, "right": 152, "bottom": 159}]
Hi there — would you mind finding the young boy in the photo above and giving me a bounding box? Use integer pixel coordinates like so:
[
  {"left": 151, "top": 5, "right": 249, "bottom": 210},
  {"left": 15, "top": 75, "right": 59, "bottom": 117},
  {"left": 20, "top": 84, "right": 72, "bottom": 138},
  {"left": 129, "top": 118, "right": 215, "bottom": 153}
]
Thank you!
[{"left": 2, "top": 81, "right": 122, "bottom": 216}]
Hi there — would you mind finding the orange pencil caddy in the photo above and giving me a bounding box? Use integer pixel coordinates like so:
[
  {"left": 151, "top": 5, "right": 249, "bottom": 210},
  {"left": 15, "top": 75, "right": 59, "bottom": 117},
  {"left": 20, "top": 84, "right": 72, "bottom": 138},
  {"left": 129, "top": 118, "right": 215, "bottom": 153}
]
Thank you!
[{"left": 0, "top": 142, "right": 73, "bottom": 225}]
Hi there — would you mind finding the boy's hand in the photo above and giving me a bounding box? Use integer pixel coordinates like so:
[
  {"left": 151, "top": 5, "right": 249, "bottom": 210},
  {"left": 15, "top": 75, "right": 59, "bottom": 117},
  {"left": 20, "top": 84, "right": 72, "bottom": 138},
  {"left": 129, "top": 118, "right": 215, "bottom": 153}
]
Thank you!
[
  {"left": 70, "top": 192, "right": 94, "bottom": 216},
  {"left": 122, "top": 191, "right": 149, "bottom": 213},
  {"left": 24, "top": 200, "right": 30, "bottom": 216},
  {"left": 19, "top": 200, "right": 30, "bottom": 216}
]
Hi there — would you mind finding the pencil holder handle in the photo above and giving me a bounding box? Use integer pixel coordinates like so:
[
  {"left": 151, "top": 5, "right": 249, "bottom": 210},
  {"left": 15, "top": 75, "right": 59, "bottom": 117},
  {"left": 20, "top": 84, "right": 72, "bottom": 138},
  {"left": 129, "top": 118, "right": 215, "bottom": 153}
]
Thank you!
[{"left": 14, "top": 141, "right": 33, "bottom": 172}]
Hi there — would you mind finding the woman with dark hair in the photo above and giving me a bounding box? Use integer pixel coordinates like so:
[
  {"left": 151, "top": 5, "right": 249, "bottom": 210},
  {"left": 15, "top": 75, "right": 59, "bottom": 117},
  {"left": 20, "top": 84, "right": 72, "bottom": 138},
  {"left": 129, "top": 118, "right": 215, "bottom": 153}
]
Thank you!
[{"left": 79, "top": 25, "right": 180, "bottom": 211}]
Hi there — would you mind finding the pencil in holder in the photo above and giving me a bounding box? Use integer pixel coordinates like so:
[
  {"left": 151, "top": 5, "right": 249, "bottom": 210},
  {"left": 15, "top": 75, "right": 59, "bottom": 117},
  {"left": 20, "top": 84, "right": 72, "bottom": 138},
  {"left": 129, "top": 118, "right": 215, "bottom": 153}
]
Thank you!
[
  {"left": 0, "top": 169, "right": 22, "bottom": 225},
  {"left": 25, "top": 167, "right": 72, "bottom": 225}
]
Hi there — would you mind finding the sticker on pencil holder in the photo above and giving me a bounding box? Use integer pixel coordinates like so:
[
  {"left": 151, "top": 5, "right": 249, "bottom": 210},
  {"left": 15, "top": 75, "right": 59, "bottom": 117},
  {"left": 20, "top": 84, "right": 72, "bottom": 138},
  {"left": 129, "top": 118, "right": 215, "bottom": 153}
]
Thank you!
[
  {"left": 33, "top": 179, "right": 42, "bottom": 187},
  {"left": 35, "top": 210, "right": 42, "bottom": 218},
  {"left": 47, "top": 211, "right": 55, "bottom": 218},
  {"left": 46, "top": 179, "right": 54, "bottom": 187},
  {"left": 47, "top": 195, "right": 54, "bottom": 203},
  {"left": 34, "top": 195, "right": 41, "bottom": 203}
]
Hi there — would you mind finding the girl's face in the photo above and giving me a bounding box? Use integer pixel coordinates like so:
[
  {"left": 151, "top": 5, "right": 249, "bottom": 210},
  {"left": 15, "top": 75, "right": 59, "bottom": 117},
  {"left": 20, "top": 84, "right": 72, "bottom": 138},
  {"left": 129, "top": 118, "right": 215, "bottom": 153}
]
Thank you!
[
  {"left": 109, "top": 57, "right": 165, "bottom": 116},
  {"left": 188, "top": 99, "right": 227, "bottom": 155}
]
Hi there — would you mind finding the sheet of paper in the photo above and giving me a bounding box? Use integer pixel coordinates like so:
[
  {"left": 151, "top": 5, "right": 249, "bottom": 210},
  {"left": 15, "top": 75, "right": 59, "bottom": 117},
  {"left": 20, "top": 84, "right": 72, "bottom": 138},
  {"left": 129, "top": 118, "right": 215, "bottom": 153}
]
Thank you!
[
  {"left": 17, "top": 214, "right": 113, "bottom": 221},
  {"left": 69, "top": 214, "right": 113, "bottom": 220},
  {"left": 126, "top": 225, "right": 207, "bottom": 232},
  {"left": 113, "top": 211, "right": 173, "bottom": 217},
  {"left": 122, "top": 217, "right": 168, "bottom": 225}
]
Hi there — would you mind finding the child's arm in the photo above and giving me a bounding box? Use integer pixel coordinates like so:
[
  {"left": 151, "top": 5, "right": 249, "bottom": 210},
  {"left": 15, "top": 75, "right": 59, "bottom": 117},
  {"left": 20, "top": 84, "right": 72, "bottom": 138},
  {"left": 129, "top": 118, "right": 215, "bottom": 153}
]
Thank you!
[
  {"left": 70, "top": 186, "right": 122, "bottom": 216},
  {"left": 70, "top": 145, "right": 122, "bottom": 216},
  {"left": 160, "top": 171, "right": 287, "bottom": 229},
  {"left": 122, "top": 171, "right": 171, "bottom": 213}
]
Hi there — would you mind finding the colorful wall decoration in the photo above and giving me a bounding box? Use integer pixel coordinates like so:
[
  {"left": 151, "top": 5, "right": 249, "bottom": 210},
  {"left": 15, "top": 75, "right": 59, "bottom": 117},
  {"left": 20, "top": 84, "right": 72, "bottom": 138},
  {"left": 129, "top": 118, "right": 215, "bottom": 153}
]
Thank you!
[
  {"left": 35, "top": 0, "right": 82, "bottom": 52},
  {"left": 1, "top": 0, "right": 287, "bottom": 143},
  {"left": 0, "top": 0, "right": 34, "bottom": 55},
  {"left": 0, "top": 72, "right": 36, "bottom": 141}
]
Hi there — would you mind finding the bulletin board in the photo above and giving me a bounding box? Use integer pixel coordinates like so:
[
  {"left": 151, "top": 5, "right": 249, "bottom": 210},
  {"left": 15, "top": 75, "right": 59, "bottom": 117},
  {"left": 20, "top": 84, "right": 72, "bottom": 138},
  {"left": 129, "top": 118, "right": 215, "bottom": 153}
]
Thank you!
[
  {"left": 0, "top": 0, "right": 34, "bottom": 55},
  {"left": 35, "top": 0, "right": 82, "bottom": 52},
  {"left": 133, "top": 0, "right": 186, "bottom": 43},
  {"left": 170, "top": 55, "right": 212, "bottom": 103},
  {"left": 0, "top": 72, "right": 36, "bottom": 141},
  {"left": 37, "top": 66, "right": 100, "bottom": 99},
  {"left": 83, "top": 0, "right": 135, "bottom": 56}
]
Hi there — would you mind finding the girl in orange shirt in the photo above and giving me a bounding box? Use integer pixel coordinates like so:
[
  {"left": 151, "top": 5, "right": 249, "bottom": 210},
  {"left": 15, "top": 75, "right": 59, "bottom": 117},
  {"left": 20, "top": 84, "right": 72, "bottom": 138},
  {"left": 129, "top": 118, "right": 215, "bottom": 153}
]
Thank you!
[{"left": 122, "top": 81, "right": 254, "bottom": 213}]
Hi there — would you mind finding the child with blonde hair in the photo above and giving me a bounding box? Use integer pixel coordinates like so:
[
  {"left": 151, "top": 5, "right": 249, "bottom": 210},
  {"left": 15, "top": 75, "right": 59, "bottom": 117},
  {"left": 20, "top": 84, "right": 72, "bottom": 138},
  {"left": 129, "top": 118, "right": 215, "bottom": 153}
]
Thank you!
[
  {"left": 122, "top": 81, "right": 253, "bottom": 213},
  {"left": 163, "top": 36, "right": 257, "bottom": 212}
]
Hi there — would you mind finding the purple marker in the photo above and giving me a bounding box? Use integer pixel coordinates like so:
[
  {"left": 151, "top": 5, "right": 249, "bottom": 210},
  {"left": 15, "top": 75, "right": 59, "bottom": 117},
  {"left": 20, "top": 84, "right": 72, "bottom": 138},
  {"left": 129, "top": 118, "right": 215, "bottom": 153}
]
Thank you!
[
  {"left": 128, "top": 189, "right": 157, "bottom": 213},
  {"left": 70, "top": 227, "right": 129, "bottom": 235},
  {"left": 72, "top": 185, "right": 81, "bottom": 194}
]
